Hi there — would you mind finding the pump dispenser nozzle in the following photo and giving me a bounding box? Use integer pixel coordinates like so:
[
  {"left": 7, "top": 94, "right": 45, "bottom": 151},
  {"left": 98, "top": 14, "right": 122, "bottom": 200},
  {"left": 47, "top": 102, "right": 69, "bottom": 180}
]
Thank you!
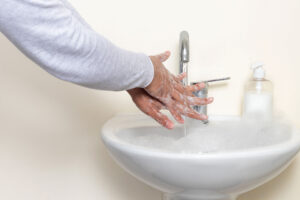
[{"left": 251, "top": 62, "right": 265, "bottom": 79}]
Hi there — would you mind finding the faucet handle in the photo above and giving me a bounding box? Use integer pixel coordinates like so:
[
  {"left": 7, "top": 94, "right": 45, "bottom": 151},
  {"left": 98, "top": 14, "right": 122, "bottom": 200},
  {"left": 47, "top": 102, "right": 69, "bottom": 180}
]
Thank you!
[
  {"left": 203, "top": 77, "right": 231, "bottom": 83},
  {"left": 191, "top": 77, "right": 230, "bottom": 87}
]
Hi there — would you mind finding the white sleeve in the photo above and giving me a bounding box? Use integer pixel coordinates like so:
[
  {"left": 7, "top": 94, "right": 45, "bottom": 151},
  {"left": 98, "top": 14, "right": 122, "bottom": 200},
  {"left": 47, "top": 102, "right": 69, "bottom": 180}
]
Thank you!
[{"left": 0, "top": 0, "right": 154, "bottom": 91}]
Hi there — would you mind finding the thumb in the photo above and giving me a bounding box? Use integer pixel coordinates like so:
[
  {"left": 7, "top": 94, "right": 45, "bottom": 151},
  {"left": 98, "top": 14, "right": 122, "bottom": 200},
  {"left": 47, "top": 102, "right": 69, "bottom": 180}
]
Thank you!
[{"left": 155, "top": 51, "right": 171, "bottom": 62}]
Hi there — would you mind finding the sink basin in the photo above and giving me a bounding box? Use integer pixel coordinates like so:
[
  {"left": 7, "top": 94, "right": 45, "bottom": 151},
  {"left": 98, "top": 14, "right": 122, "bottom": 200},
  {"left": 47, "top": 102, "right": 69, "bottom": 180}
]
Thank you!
[{"left": 101, "top": 113, "right": 300, "bottom": 200}]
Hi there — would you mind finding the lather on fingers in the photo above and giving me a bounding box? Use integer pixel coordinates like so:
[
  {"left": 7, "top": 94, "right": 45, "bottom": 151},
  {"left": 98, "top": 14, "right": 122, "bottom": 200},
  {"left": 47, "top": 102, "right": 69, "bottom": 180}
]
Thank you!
[
  {"left": 176, "top": 104, "right": 208, "bottom": 121},
  {"left": 144, "top": 51, "right": 215, "bottom": 127}
]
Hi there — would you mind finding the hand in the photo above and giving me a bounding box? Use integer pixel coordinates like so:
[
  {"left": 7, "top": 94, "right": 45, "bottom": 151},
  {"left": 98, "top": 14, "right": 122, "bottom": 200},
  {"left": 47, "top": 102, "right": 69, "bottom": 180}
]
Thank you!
[
  {"left": 145, "top": 51, "right": 214, "bottom": 124},
  {"left": 127, "top": 88, "right": 174, "bottom": 129}
]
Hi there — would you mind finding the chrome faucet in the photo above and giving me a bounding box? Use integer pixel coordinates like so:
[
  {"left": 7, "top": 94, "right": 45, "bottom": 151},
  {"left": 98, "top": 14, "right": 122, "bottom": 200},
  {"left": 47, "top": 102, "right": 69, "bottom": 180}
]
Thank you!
[
  {"left": 179, "top": 31, "right": 189, "bottom": 86},
  {"left": 179, "top": 31, "right": 230, "bottom": 123}
]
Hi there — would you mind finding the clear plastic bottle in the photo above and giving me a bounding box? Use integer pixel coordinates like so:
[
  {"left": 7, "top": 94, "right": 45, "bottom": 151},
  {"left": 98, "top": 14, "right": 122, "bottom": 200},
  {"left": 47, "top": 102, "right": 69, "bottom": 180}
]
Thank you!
[{"left": 243, "top": 62, "right": 273, "bottom": 120}]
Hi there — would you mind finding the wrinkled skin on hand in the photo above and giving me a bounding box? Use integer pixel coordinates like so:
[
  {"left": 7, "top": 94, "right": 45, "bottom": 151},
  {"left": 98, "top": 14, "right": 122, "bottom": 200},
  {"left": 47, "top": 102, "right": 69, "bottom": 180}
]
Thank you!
[{"left": 127, "top": 51, "right": 214, "bottom": 129}]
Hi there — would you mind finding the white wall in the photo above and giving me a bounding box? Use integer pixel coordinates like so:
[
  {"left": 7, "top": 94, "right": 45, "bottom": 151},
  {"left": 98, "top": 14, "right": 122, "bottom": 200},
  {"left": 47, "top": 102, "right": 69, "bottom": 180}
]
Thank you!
[{"left": 0, "top": 0, "right": 300, "bottom": 199}]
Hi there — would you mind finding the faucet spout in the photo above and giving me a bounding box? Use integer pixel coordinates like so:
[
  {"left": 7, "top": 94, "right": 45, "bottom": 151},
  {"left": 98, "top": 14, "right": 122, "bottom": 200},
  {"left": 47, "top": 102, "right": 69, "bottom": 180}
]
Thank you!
[
  {"left": 179, "top": 31, "right": 189, "bottom": 86},
  {"left": 180, "top": 31, "right": 189, "bottom": 64}
]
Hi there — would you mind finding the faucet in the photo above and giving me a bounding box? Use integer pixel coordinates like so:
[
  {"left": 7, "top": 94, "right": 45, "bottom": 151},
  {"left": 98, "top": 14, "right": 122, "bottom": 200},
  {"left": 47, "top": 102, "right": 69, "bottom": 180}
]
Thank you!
[
  {"left": 179, "top": 31, "right": 230, "bottom": 123},
  {"left": 179, "top": 31, "right": 189, "bottom": 86}
]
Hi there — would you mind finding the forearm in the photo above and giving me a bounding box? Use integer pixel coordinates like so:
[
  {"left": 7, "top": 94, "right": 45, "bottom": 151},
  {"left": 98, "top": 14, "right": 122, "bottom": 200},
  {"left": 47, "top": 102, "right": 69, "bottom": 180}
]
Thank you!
[{"left": 0, "top": 0, "right": 154, "bottom": 90}]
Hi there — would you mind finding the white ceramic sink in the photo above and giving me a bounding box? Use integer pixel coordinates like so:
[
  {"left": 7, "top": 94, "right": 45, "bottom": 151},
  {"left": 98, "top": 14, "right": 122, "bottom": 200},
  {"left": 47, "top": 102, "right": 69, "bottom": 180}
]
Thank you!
[{"left": 101, "top": 114, "right": 300, "bottom": 200}]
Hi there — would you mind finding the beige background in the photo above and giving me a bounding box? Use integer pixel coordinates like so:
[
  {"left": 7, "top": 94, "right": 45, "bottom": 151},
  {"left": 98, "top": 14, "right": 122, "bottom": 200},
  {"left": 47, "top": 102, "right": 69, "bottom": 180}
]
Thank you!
[{"left": 1, "top": 0, "right": 300, "bottom": 199}]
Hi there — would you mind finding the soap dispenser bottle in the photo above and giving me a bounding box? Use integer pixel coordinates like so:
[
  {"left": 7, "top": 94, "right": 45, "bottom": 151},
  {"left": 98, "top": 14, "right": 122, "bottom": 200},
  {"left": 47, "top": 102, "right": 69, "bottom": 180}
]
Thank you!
[{"left": 243, "top": 62, "right": 273, "bottom": 120}]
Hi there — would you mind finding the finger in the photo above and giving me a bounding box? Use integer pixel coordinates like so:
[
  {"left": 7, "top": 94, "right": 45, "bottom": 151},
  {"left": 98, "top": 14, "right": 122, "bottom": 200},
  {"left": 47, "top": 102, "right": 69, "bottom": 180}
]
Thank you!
[
  {"left": 153, "top": 100, "right": 166, "bottom": 110},
  {"left": 156, "top": 51, "right": 171, "bottom": 62},
  {"left": 149, "top": 110, "right": 174, "bottom": 129},
  {"left": 185, "top": 82, "right": 206, "bottom": 92},
  {"left": 168, "top": 105, "right": 185, "bottom": 124},
  {"left": 187, "top": 96, "right": 214, "bottom": 106},
  {"left": 174, "top": 82, "right": 207, "bottom": 97},
  {"left": 174, "top": 83, "right": 195, "bottom": 97},
  {"left": 176, "top": 72, "right": 187, "bottom": 81},
  {"left": 177, "top": 105, "right": 208, "bottom": 121},
  {"left": 174, "top": 83, "right": 185, "bottom": 93},
  {"left": 172, "top": 74, "right": 182, "bottom": 84},
  {"left": 186, "top": 109, "right": 208, "bottom": 121},
  {"left": 172, "top": 90, "right": 189, "bottom": 105}
]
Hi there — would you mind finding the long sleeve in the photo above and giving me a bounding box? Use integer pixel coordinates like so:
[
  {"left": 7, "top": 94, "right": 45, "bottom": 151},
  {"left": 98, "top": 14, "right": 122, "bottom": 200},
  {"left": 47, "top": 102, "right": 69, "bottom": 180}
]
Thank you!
[{"left": 0, "top": 0, "right": 154, "bottom": 91}]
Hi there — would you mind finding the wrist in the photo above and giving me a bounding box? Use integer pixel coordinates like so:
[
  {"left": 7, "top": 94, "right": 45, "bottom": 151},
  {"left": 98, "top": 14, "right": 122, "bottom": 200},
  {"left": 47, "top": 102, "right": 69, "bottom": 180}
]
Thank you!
[
  {"left": 127, "top": 88, "right": 142, "bottom": 96},
  {"left": 145, "top": 56, "right": 158, "bottom": 90}
]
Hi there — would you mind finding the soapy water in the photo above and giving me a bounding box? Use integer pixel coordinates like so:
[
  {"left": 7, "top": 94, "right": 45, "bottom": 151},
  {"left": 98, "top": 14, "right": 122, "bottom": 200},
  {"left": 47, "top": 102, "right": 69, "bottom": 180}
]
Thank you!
[{"left": 115, "top": 117, "right": 292, "bottom": 154}]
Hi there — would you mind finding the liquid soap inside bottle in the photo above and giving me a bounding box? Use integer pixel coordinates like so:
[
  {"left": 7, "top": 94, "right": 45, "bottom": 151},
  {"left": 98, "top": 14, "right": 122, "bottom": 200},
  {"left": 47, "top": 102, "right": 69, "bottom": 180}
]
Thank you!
[{"left": 243, "top": 62, "right": 273, "bottom": 121}]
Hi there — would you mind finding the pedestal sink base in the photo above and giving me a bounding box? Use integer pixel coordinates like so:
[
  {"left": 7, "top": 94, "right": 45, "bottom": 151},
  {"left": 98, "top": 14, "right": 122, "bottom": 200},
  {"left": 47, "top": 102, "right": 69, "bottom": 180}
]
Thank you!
[{"left": 163, "top": 193, "right": 236, "bottom": 200}]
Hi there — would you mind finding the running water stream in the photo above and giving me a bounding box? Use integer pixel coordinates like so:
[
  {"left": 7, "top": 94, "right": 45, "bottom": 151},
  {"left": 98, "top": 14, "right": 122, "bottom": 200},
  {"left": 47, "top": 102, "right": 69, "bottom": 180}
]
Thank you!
[{"left": 182, "top": 62, "right": 188, "bottom": 136}]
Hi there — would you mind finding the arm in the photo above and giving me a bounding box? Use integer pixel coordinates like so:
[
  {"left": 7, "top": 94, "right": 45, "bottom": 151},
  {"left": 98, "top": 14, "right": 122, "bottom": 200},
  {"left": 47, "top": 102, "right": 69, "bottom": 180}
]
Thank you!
[
  {"left": 0, "top": 0, "right": 153, "bottom": 90},
  {"left": 0, "top": 0, "right": 213, "bottom": 129}
]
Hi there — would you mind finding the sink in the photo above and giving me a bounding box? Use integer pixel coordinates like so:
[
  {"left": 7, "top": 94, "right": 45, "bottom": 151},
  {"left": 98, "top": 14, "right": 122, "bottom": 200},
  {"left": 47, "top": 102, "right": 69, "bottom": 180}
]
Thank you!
[{"left": 101, "top": 113, "right": 300, "bottom": 200}]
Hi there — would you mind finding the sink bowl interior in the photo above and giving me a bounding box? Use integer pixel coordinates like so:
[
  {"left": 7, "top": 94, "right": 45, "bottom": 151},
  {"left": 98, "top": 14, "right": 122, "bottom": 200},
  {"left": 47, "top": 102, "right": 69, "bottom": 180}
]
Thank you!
[{"left": 110, "top": 115, "right": 293, "bottom": 154}]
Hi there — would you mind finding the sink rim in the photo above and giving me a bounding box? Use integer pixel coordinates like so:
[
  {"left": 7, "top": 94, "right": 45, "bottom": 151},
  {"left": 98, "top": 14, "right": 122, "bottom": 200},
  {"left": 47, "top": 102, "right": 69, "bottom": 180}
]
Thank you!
[{"left": 102, "top": 113, "right": 300, "bottom": 159}]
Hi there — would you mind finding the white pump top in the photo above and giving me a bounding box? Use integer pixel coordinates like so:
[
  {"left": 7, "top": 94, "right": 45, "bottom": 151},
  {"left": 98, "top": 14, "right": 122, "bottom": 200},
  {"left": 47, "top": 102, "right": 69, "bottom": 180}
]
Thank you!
[{"left": 251, "top": 62, "right": 265, "bottom": 79}]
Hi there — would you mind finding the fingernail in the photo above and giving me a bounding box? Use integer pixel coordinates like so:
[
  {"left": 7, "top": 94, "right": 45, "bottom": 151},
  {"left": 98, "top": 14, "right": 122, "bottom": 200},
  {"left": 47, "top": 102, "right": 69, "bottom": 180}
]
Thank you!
[
  {"left": 200, "top": 114, "right": 208, "bottom": 120},
  {"left": 199, "top": 82, "right": 206, "bottom": 88},
  {"left": 166, "top": 121, "right": 174, "bottom": 129},
  {"left": 178, "top": 118, "right": 184, "bottom": 124},
  {"left": 208, "top": 97, "right": 214, "bottom": 102}
]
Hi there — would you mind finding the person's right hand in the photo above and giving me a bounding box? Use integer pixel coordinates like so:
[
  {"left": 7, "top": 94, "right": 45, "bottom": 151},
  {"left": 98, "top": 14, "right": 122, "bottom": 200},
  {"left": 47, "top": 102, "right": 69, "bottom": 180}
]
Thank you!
[{"left": 145, "top": 51, "right": 214, "bottom": 124}]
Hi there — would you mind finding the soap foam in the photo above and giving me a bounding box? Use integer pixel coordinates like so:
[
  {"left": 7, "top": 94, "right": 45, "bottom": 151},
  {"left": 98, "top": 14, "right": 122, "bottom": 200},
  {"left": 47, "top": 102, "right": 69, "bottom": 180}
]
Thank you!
[{"left": 115, "top": 117, "right": 292, "bottom": 154}]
